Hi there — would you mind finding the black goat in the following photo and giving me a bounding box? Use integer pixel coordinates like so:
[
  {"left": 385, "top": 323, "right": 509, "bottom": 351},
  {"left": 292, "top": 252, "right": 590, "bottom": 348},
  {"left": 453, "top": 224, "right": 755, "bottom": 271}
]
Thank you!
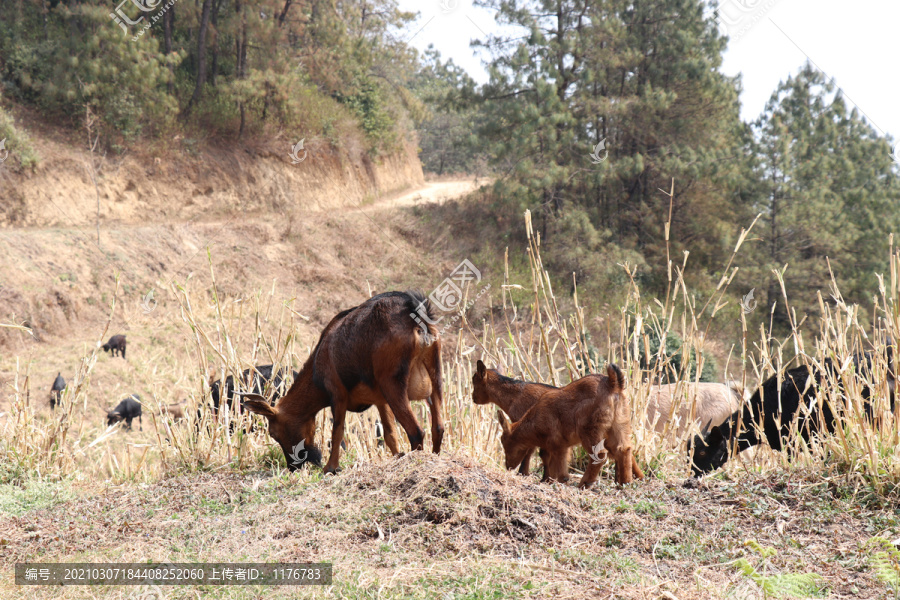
[
  {"left": 200, "top": 365, "right": 297, "bottom": 433},
  {"left": 49, "top": 373, "right": 66, "bottom": 410},
  {"left": 208, "top": 364, "right": 297, "bottom": 413},
  {"left": 102, "top": 335, "right": 127, "bottom": 359},
  {"left": 107, "top": 394, "right": 142, "bottom": 430},
  {"left": 689, "top": 347, "right": 896, "bottom": 475}
]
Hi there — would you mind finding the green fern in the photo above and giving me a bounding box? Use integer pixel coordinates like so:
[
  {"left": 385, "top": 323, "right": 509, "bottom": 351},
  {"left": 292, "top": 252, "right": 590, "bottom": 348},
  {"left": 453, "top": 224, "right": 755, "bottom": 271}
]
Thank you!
[
  {"left": 744, "top": 540, "right": 778, "bottom": 559},
  {"left": 867, "top": 537, "right": 900, "bottom": 597},
  {"left": 731, "top": 540, "right": 825, "bottom": 599}
]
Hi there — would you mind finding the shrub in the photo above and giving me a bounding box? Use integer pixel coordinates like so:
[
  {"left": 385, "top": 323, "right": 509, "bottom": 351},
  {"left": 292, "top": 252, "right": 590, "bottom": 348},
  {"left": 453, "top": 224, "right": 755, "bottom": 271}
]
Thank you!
[
  {"left": 638, "top": 328, "right": 717, "bottom": 383},
  {"left": 0, "top": 105, "right": 38, "bottom": 169}
]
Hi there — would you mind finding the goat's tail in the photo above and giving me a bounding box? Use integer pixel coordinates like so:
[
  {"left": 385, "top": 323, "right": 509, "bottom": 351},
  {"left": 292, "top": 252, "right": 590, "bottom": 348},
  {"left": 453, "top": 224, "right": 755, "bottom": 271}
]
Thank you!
[
  {"left": 606, "top": 364, "right": 625, "bottom": 394},
  {"left": 405, "top": 289, "right": 439, "bottom": 342}
]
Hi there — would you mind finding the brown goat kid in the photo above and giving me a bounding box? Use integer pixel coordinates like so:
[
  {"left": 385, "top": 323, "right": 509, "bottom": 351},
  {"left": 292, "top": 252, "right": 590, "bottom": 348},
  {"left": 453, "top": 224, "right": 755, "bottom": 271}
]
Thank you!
[
  {"left": 497, "top": 365, "right": 644, "bottom": 487},
  {"left": 472, "top": 360, "right": 555, "bottom": 476},
  {"left": 242, "top": 291, "right": 444, "bottom": 474}
]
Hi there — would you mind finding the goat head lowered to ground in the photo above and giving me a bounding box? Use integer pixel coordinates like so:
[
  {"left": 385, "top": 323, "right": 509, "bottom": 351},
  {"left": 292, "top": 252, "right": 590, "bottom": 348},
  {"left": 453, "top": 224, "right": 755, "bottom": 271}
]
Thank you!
[
  {"left": 240, "top": 291, "right": 444, "bottom": 474},
  {"left": 471, "top": 359, "right": 555, "bottom": 477},
  {"left": 496, "top": 364, "right": 644, "bottom": 488},
  {"left": 688, "top": 344, "right": 897, "bottom": 476}
]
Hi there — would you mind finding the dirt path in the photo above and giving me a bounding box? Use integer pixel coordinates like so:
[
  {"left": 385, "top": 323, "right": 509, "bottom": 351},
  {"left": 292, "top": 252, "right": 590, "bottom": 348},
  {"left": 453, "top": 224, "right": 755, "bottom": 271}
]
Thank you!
[{"left": 362, "top": 179, "right": 484, "bottom": 212}]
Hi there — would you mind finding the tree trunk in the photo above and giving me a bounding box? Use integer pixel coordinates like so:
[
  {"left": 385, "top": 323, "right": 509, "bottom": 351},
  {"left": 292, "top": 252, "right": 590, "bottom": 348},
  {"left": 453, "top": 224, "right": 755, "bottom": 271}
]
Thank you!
[
  {"left": 185, "top": 0, "right": 213, "bottom": 115},
  {"left": 210, "top": 0, "right": 221, "bottom": 87},
  {"left": 163, "top": 5, "right": 175, "bottom": 94},
  {"left": 278, "top": 0, "right": 292, "bottom": 26},
  {"left": 236, "top": 3, "right": 248, "bottom": 137}
]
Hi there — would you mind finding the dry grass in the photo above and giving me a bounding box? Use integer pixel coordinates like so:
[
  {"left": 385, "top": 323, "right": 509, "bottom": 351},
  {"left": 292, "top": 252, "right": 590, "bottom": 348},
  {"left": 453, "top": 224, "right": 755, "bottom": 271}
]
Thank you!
[{"left": 0, "top": 452, "right": 895, "bottom": 599}]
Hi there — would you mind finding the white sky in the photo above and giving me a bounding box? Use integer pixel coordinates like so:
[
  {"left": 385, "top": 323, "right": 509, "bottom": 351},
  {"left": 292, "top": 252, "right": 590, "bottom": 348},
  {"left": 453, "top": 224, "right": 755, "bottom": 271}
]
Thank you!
[{"left": 397, "top": 0, "right": 899, "bottom": 143}]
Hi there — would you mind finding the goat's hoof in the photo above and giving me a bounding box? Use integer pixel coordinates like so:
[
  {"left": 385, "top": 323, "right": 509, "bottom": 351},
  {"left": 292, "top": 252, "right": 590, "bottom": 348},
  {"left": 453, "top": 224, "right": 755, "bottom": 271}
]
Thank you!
[
  {"left": 395, "top": 452, "right": 406, "bottom": 458},
  {"left": 323, "top": 467, "right": 342, "bottom": 475}
]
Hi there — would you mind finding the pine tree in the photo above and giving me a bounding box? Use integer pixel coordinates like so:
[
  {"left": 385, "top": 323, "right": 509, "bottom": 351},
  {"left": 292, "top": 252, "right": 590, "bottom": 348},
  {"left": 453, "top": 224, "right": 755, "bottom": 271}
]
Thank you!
[
  {"left": 474, "top": 0, "right": 746, "bottom": 295},
  {"left": 748, "top": 63, "right": 900, "bottom": 326}
]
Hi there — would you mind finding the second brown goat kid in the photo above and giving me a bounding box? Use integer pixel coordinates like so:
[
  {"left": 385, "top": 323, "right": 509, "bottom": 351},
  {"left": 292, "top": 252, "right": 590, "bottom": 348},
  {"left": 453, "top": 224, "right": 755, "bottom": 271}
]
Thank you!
[
  {"left": 471, "top": 359, "right": 554, "bottom": 476},
  {"left": 496, "top": 364, "right": 644, "bottom": 487}
]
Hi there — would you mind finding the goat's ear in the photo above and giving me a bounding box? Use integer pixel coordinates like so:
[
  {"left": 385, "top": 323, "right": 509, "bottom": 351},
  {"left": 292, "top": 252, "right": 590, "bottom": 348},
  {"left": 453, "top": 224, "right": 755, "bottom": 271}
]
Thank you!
[
  {"left": 497, "top": 410, "right": 511, "bottom": 436},
  {"left": 706, "top": 421, "right": 728, "bottom": 446},
  {"left": 606, "top": 364, "right": 625, "bottom": 393},
  {"left": 476, "top": 360, "right": 486, "bottom": 378},
  {"left": 243, "top": 398, "right": 278, "bottom": 420}
]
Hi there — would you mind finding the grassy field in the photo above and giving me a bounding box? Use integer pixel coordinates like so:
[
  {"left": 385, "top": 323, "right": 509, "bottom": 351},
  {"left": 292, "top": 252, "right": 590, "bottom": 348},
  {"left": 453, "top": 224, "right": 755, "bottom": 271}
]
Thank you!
[{"left": 3, "top": 194, "right": 900, "bottom": 599}]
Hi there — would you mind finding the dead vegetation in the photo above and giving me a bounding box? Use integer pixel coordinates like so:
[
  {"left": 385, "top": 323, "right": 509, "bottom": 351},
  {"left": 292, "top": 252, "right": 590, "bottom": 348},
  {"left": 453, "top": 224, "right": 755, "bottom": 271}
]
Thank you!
[{"left": 0, "top": 452, "right": 895, "bottom": 599}]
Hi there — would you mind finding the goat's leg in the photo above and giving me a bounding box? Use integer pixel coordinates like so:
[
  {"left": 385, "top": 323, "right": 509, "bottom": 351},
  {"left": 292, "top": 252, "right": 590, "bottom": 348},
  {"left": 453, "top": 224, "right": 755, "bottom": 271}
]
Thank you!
[
  {"left": 517, "top": 448, "right": 535, "bottom": 476},
  {"left": 323, "top": 385, "right": 350, "bottom": 474},
  {"left": 614, "top": 448, "right": 638, "bottom": 485},
  {"left": 382, "top": 377, "right": 424, "bottom": 451},
  {"left": 376, "top": 404, "right": 401, "bottom": 456},
  {"left": 545, "top": 450, "right": 569, "bottom": 484},
  {"left": 630, "top": 454, "right": 644, "bottom": 480},
  {"left": 539, "top": 448, "right": 554, "bottom": 482},
  {"left": 425, "top": 340, "right": 445, "bottom": 453},
  {"left": 557, "top": 448, "right": 572, "bottom": 483},
  {"left": 538, "top": 450, "right": 554, "bottom": 482},
  {"left": 605, "top": 426, "right": 642, "bottom": 484},
  {"left": 578, "top": 435, "right": 606, "bottom": 489}
]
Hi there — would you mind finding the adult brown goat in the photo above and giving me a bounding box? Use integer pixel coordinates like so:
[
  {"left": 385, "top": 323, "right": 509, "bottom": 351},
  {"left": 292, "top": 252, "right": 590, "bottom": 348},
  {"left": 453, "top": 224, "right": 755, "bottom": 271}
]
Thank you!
[
  {"left": 242, "top": 291, "right": 444, "bottom": 473},
  {"left": 496, "top": 365, "right": 644, "bottom": 487}
]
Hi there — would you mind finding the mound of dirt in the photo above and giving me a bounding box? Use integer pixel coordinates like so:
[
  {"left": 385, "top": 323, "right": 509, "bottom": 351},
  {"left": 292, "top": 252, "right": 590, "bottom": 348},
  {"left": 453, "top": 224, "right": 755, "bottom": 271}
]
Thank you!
[{"left": 344, "top": 452, "right": 600, "bottom": 553}]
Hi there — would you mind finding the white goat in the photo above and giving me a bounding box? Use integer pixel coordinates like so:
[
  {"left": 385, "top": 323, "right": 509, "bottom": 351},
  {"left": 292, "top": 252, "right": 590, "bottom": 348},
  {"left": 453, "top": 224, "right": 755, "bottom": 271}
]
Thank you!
[{"left": 643, "top": 382, "right": 747, "bottom": 441}]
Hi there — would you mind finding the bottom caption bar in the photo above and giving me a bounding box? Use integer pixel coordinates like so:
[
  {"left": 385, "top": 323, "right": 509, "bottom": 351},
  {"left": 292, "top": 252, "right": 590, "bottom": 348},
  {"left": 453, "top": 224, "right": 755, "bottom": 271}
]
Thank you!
[{"left": 16, "top": 563, "right": 332, "bottom": 586}]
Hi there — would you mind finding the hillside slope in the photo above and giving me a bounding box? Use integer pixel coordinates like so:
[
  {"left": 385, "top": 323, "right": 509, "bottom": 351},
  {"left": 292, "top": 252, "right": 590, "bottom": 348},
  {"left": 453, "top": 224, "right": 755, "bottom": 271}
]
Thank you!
[
  {"left": 0, "top": 173, "right": 482, "bottom": 404},
  {"left": 0, "top": 123, "right": 424, "bottom": 229}
]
